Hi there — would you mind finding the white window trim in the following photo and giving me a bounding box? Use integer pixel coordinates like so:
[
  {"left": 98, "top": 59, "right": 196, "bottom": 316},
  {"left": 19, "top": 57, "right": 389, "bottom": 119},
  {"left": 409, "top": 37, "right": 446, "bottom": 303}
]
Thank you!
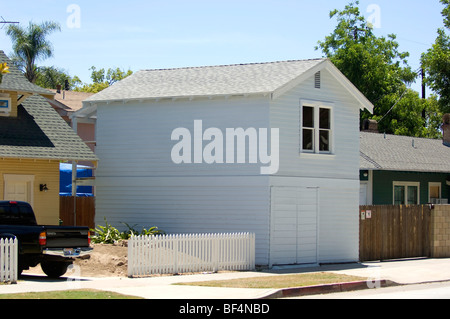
[
  {"left": 393, "top": 181, "right": 420, "bottom": 205},
  {"left": 299, "top": 100, "right": 335, "bottom": 155},
  {"left": 428, "top": 182, "right": 442, "bottom": 203}
]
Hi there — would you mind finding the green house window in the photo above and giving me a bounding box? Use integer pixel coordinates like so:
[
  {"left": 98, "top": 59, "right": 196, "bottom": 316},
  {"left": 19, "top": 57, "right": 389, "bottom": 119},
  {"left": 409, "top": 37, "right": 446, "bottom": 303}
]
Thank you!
[
  {"left": 393, "top": 182, "right": 420, "bottom": 205},
  {"left": 394, "top": 186, "right": 405, "bottom": 205}
]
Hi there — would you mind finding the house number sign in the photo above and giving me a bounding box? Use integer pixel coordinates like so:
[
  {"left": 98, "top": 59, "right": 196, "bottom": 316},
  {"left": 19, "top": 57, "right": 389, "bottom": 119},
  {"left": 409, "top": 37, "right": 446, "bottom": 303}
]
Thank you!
[{"left": 361, "top": 210, "right": 372, "bottom": 220}]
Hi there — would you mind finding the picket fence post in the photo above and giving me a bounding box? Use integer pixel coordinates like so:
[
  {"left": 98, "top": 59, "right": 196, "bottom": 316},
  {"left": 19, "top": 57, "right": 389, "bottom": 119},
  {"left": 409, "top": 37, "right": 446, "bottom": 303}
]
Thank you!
[
  {"left": 0, "top": 238, "right": 18, "bottom": 284},
  {"left": 128, "top": 232, "right": 256, "bottom": 278}
]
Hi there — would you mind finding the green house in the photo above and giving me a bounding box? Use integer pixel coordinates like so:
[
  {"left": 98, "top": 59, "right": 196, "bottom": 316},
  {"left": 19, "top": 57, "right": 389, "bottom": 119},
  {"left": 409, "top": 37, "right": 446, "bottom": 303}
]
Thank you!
[{"left": 360, "top": 129, "right": 450, "bottom": 206}]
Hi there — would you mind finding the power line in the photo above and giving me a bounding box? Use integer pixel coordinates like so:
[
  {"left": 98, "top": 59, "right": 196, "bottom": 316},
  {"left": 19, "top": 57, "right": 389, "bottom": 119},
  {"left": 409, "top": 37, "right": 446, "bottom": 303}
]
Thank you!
[
  {"left": 378, "top": 89, "right": 409, "bottom": 123},
  {"left": 378, "top": 67, "right": 424, "bottom": 123},
  {"left": 0, "top": 16, "right": 19, "bottom": 28}
]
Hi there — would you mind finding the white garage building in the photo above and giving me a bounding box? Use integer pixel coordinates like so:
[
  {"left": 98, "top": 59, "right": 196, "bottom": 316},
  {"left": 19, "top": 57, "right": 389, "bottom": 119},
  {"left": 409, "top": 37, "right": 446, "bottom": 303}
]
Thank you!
[{"left": 76, "top": 59, "right": 373, "bottom": 266}]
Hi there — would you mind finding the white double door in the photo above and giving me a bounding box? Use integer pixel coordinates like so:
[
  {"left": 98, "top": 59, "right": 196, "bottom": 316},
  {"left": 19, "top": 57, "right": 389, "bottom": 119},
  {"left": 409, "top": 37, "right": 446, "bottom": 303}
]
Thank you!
[{"left": 270, "top": 187, "right": 319, "bottom": 266}]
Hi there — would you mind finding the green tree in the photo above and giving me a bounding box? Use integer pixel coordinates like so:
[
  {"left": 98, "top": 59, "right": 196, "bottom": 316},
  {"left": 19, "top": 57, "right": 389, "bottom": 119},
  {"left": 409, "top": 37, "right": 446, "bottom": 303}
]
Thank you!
[
  {"left": 74, "top": 66, "right": 133, "bottom": 93},
  {"left": 35, "top": 66, "right": 72, "bottom": 90},
  {"left": 442, "top": 0, "right": 450, "bottom": 28},
  {"left": 372, "top": 89, "right": 442, "bottom": 138},
  {"left": 315, "top": 1, "right": 436, "bottom": 136},
  {"left": 6, "top": 21, "right": 61, "bottom": 83},
  {"left": 421, "top": 0, "right": 450, "bottom": 113}
]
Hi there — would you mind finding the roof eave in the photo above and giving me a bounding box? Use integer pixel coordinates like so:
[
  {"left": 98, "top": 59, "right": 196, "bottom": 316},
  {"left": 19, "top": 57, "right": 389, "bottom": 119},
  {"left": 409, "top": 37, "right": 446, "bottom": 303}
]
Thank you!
[
  {"left": 0, "top": 154, "right": 99, "bottom": 163},
  {"left": 82, "top": 91, "right": 273, "bottom": 106},
  {"left": 360, "top": 167, "right": 450, "bottom": 174},
  {"left": 271, "top": 59, "right": 328, "bottom": 100},
  {"left": 271, "top": 59, "right": 374, "bottom": 113}
]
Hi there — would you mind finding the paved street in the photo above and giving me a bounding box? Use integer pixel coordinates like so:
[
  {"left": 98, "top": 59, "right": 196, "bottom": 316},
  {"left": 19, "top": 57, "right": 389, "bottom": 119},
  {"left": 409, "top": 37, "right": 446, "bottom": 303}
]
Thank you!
[{"left": 294, "top": 281, "right": 450, "bottom": 299}]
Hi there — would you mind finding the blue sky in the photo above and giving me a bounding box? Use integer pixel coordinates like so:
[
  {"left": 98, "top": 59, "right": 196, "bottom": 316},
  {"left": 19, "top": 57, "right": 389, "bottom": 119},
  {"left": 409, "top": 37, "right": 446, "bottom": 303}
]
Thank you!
[{"left": 0, "top": 0, "right": 446, "bottom": 93}]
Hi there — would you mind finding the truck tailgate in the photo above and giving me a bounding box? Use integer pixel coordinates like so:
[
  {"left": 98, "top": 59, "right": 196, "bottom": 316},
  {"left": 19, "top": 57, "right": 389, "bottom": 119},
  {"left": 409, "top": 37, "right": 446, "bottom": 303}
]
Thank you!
[{"left": 44, "top": 226, "right": 90, "bottom": 248}]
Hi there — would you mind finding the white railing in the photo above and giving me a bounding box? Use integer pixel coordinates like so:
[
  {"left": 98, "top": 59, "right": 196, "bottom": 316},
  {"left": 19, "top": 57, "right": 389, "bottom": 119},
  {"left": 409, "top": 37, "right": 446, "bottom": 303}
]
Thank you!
[
  {"left": 0, "top": 238, "right": 18, "bottom": 284},
  {"left": 430, "top": 198, "right": 449, "bottom": 205},
  {"left": 128, "top": 233, "right": 255, "bottom": 277}
]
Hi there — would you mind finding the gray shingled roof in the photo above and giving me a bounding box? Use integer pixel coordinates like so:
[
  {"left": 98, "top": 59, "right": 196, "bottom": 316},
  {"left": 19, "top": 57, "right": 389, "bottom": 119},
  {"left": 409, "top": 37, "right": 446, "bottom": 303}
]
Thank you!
[
  {"left": 0, "top": 94, "right": 99, "bottom": 161},
  {"left": 85, "top": 59, "right": 327, "bottom": 103},
  {"left": 360, "top": 132, "right": 450, "bottom": 173},
  {"left": 0, "top": 51, "right": 98, "bottom": 162},
  {"left": 0, "top": 51, "right": 54, "bottom": 96}
]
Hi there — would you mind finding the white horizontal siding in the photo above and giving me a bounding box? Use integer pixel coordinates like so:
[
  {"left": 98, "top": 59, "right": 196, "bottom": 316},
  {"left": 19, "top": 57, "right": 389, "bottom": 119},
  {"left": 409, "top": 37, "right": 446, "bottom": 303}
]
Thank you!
[
  {"left": 318, "top": 183, "right": 359, "bottom": 263},
  {"left": 96, "top": 97, "right": 271, "bottom": 178},
  {"left": 95, "top": 97, "right": 273, "bottom": 265},
  {"left": 268, "top": 69, "right": 361, "bottom": 263},
  {"left": 270, "top": 68, "right": 360, "bottom": 180},
  {"left": 95, "top": 67, "right": 363, "bottom": 266},
  {"left": 95, "top": 176, "right": 271, "bottom": 265}
]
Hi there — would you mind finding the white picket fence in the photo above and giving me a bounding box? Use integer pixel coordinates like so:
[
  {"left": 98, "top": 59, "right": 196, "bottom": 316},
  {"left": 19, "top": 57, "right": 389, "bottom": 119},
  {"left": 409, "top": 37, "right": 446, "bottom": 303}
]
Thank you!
[
  {"left": 0, "top": 238, "right": 18, "bottom": 284},
  {"left": 128, "top": 233, "right": 255, "bottom": 277}
]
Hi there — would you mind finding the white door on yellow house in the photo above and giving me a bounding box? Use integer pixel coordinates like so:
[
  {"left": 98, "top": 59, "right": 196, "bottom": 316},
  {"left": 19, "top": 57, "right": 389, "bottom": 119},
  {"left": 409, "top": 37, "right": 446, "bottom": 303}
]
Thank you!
[{"left": 3, "top": 174, "right": 34, "bottom": 205}]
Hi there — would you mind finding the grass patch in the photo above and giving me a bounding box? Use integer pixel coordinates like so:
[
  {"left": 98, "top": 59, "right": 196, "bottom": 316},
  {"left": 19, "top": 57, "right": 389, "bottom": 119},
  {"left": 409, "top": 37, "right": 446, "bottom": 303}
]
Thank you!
[
  {"left": 176, "top": 272, "right": 366, "bottom": 289},
  {"left": 0, "top": 289, "right": 143, "bottom": 299}
]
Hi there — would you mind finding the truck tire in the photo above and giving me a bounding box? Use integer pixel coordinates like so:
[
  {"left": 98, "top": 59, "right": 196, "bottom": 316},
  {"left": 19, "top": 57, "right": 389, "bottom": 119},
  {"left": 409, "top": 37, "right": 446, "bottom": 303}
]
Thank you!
[{"left": 40, "top": 261, "right": 70, "bottom": 278}]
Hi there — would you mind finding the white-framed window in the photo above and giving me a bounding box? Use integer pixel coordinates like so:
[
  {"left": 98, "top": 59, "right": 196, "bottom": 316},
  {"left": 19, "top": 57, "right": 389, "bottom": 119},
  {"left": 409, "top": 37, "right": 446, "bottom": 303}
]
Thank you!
[
  {"left": 393, "top": 181, "right": 420, "bottom": 205},
  {"left": 429, "top": 182, "right": 442, "bottom": 203},
  {"left": 300, "top": 100, "right": 334, "bottom": 154},
  {"left": 0, "top": 94, "right": 11, "bottom": 116}
]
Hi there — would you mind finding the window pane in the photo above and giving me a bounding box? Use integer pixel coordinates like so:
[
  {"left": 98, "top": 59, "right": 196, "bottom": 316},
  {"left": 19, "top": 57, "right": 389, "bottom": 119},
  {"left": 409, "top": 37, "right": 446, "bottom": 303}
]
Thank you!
[
  {"left": 303, "top": 129, "right": 313, "bottom": 151},
  {"left": 319, "top": 130, "right": 330, "bottom": 152},
  {"left": 303, "top": 107, "right": 314, "bottom": 128},
  {"left": 430, "top": 185, "right": 440, "bottom": 200},
  {"left": 19, "top": 204, "right": 37, "bottom": 225},
  {"left": 407, "top": 186, "right": 418, "bottom": 205},
  {"left": 320, "top": 108, "right": 330, "bottom": 129},
  {"left": 0, "top": 205, "right": 20, "bottom": 225},
  {"left": 394, "top": 186, "right": 405, "bottom": 205}
]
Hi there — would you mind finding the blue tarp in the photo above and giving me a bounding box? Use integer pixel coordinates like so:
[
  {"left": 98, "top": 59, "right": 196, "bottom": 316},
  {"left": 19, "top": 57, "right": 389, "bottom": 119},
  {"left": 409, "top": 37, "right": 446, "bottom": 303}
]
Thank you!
[{"left": 60, "top": 163, "right": 94, "bottom": 197}]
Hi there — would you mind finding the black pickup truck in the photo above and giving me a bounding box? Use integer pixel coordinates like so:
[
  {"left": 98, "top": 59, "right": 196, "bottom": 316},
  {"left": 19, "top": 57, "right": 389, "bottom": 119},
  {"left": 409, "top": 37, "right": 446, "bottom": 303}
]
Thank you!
[{"left": 0, "top": 201, "right": 92, "bottom": 278}]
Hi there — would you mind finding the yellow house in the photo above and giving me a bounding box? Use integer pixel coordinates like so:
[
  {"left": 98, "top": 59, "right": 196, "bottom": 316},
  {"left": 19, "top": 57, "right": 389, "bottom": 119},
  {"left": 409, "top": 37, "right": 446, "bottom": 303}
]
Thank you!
[{"left": 0, "top": 51, "right": 98, "bottom": 225}]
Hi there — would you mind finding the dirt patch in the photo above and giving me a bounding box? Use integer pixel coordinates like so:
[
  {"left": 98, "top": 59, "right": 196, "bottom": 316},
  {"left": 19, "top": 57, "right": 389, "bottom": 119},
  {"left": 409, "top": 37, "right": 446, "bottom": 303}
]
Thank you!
[
  {"left": 75, "top": 243, "right": 128, "bottom": 277},
  {"left": 24, "top": 243, "right": 129, "bottom": 278}
]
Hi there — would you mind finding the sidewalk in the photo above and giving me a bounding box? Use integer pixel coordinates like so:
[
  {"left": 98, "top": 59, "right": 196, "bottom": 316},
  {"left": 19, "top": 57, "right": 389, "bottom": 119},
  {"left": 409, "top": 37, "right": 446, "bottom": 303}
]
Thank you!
[{"left": 1, "top": 258, "right": 450, "bottom": 299}]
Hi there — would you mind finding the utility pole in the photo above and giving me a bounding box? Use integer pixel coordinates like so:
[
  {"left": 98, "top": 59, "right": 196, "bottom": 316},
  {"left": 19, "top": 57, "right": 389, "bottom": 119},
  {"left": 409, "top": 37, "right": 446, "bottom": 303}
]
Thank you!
[
  {"left": 422, "top": 68, "right": 426, "bottom": 100},
  {"left": 422, "top": 68, "right": 426, "bottom": 120}
]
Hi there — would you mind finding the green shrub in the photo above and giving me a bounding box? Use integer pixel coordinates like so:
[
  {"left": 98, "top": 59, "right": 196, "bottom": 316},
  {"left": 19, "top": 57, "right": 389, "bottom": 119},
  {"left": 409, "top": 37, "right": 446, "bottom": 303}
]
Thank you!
[
  {"left": 141, "top": 226, "right": 165, "bottom": 236},
  {"left": 91, "top": 218, "right": 165, "bottom": 244},
  {"left": 90, "top": 218, "right": 122, "bottom": 244}
]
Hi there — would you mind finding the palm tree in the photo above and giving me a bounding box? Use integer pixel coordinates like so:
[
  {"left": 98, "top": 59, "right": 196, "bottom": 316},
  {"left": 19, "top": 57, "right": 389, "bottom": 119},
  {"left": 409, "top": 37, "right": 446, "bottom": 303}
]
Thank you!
[{"left": 6, "top": 21, "right": 61, "bottom": 83}]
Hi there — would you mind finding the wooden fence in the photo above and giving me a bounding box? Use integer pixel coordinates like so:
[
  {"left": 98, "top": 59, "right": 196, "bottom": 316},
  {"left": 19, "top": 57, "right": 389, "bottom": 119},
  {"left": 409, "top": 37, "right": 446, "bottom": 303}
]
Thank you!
[
  {"left": 0, "top": 238, "right": 18, "bottom": 284},
  {"left": 128, "top": 233, "right": 256, "bottom": 277},
  {"left": 59, "top": 196, "right": 95, "bottom": 229},
  {"left": 359, "top": 205, "right": 431, "bottom": 262}
]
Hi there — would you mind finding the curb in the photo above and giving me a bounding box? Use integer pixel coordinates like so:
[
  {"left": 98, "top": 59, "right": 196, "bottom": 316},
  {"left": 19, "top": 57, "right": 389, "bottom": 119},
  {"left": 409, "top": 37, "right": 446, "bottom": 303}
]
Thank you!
[{"left": 260, "top": 280, "right": 399, "bottom": 299}]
